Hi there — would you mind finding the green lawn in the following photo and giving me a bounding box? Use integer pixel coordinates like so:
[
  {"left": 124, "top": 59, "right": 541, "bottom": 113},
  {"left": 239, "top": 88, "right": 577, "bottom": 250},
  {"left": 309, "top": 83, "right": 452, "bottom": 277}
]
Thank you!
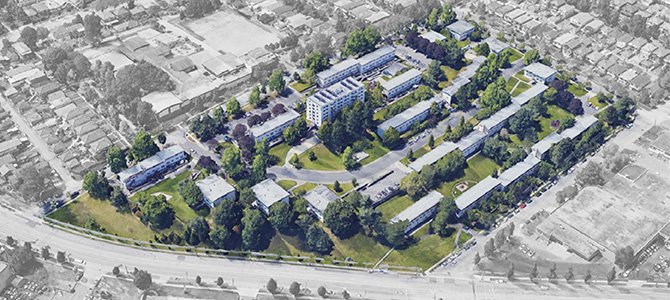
[
  {"left": 382, "top": 229, "right": 460, "bottom": 270},
  {"left": 568, "top": 84, "right": 588, "bottom": 97},
  {"left": 438, "top": 154, "right": 500, "bottom": 198},
  {"left": 324, "top": 182, "right": 354, "bottom": 196},
  {"left": 505, "top": 77, "right": 519, "bottom": 93},
  {"left": 290, "top": 81, "right": 314, "bottom": 92},
  {"left": 298, "top": 144, "right": 345, "bottom": 171},
  {"left": 458, "top": 231, "right": 473, "bottom": 245},
  {"left": 511, "top": 81, "right": 531, "bottom": 97},
  {"left": 293, "top": 182, "right": 318, "bottom": 194},
  {"left": 378, "top": 194, "right": 414, "bottom": 222},
  {"left": 135, "top": 171, "right": 207, "bottom": 222},
  {"left": 381, "top": 75, "right": 390, "bottom": 81},
  {"left": 278, "top": 180, "right": 297, "bottom": 190},
  {"left": 508, "top": 48, "right": 523, "bottom": 62},
  {"left": 360, "top": 137, "right": 390, "bottom": 165},
  {"left": 588, "top": 96, "right": 608, "bottom": 109},
  {"left": 438, "top": 66, "right": 461, "bottom": 89},
  {"left": 374, "top": 93, "right": 418, "bottom": 121},
  {"left": 537, "top": 105, "right": 574, "bottom": 140},
  {"left": 269, "top": 142, "right": 291, "bottom": 166},
  {"left": 514, "top": 71, "right": 531, "bottom": 83},
  {"left": 456, "top": 40, "right": 471, "bottom": 48}
]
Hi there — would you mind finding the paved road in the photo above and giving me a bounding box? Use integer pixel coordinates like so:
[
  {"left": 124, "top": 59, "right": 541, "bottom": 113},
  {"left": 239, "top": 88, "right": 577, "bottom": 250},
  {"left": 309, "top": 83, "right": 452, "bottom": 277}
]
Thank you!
[
  {"left": 1, "top": 206, "right": 665, "bottom": 299},
  {"left": 0, "top": 95, "right": 80, "bottom": 192}
]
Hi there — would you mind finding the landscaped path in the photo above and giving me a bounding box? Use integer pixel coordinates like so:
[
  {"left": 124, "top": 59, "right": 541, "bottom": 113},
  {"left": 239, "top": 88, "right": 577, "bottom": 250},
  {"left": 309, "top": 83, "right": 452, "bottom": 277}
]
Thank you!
[{"left": 268, "top": 109, "right": 479, "bottom": 184}]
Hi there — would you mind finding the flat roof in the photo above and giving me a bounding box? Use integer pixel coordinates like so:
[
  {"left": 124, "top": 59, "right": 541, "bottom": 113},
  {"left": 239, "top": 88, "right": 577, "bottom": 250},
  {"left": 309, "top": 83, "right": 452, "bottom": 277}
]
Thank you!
[
  {"left": 455, "top": 176, "right": 501, "bottom": 210},
  {"left": 391, "top": 190, "right": 442, "bottom": 223},
  {"left": 476, "top": 103, "right": 520, "bottom": 133},
  {"left": 303, "top": 184, "right": 339, "bottom": 213},
  {"left": 308, "top": 77, "right": 363, "bottom": 106},
  {"left": 141, "top": 91, "right": 182, "bottom": 114},
  {"left": 531, "top": 132, "right": 563, "bottom": 156},
  {"left": 357, "top": 45, "right": 395, "bottom": 66},
  {"left": 420, "top": 30, "right": 447, "bottom": 43},
  {"left": 118, "top": 145, "right": 185, "bottom": 182},
  {"left": 455, "top": 130, "right": 487, "bottom": 151},
  {"left": 560, "top": 115, "right": 598, "bottom": 140},
  {"left": 498, "top": 155, "right": 541, "bottom": 187},
  {"left": 512, "top": 84, "right": 547, "bottom": 106},
  {"left": 408, "top": 141, "right": 458, "bottom": 171},
  {"left": 195, "top": 175, "right": 235, "bottom": 202},
  {"left": 252, "top": 179, "right": 290, "bottom": 208},
  {"left": 249, "top": 109, "right": 300, "bottom": 138},
  {"left": 378, "top": 96, "right": 441, "bottom": 133},
  {"left": 202, "top": 54, "right": 244, "bottom": 77},
  {"left": 381, "top": 68, "right": 422, "bottom": 91},
  {"left": 484, "top": 37, "right": 509, "bottom": 53},
  {"left": 447, "top": 20, "right": 475, "bottom": 35},
  {"left": 524, "top": 62, "right": 557, "bottom": 79},
  {"left": 124, "top": 36, "right": 149, "bottom": 51},
  {"left": 316, "top": 59, "right": 359, "bottom": 80}
]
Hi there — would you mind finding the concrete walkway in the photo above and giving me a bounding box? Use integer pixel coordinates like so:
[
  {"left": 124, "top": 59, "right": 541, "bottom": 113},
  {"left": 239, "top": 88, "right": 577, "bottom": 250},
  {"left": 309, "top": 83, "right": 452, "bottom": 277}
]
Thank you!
[{"left": 284, "top": 136, "right": 319, "bottom": 166}]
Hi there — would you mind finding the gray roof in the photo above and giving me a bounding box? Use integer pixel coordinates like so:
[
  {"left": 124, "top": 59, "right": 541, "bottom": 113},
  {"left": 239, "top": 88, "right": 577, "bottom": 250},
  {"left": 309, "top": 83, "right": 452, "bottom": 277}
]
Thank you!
[
  {"left": 447, "top": 20, "right": 475, "bottom": 35},
  {"left": 442, "top": 56, "right": 486, "bottom": 97},
  {"left": 524, "top": 62, "right": 557, "bottom": 79},
  {"left": 512, "top": 84, "right": 548, "bottom": 106},
  {"left": 498, "top": 155, "right": 541, "bottom": 187},
  {"left": 455, "top": 176, "right": 501, "bottom": 210},
  {"left": 420, "top": 30, "right": 447, "bottom": 43},
  {"left": 560, "top": 115, "right": 598, "bottom": 140},
  {"left": 455, "top": 130, "right": 487, "bottom": 152},
  {"left": 251, "top": 179, "right": 290, "bottom": 208},
  {"left": 316, "top": 59, "right": 359, "bottom": 80},
  {"left": 381, "top": 68, "right": 422, "bottom": 91},
  {"left": 303, "top": 184, "right": 339, "bottom": 213},
  {"left": 484, "top": 37, "right": 509, "bottom": 54},
  {"left": 476, "top": 103, "right": 520, "bottom": 134},
  {"left": 249, "top": 109, "right": 300, "bottom": 138},
  {"left": 308, "top": 77, "right": 364, "bottom": 105},
  {"left": 357, "top": 45, "right": 395, "bottom": 66},
  {"left": 391, "top": 190, "right": 442, "bottom": 223},
  {"left": 378, "top": 96, "right": 441, "bottom": 133},
  {"left": 196, "top": 175, "right": 235, "bottom": 203},
  {"left": 408, "top": 141, "right": 458, "bottom": 171},
  {"left": 118, "top": 145, "right": 185, "bottom": 183},
  {"left": 531, "top": 132, "right": 563, "bottom": 156}
]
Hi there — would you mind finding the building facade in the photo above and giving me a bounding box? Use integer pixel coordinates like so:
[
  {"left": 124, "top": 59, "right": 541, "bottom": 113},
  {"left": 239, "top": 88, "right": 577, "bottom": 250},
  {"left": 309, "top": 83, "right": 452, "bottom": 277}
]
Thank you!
[
  {"left": 306, "top": 77, "right": 365, "bottom": 127},
  {"left": 447, "top": 20, "right": 476, "bottom": 41},
  {"left": 316, "top": 59, "right": 361, "bottom": 88},
  {"left": 249, "top": 109, "right": 300, "bottom": 142},
  {"left": 381, "top": 68, "right": 422, "bottom": 99},
  {"left": 358, "top": 45, "right": 396, "bottom": 74},
  {"left": 118, "top": 145, "right": 187, "bottom": 190},
  {"left": 524, "top": 62, "right": 557, "bottom": 84}
]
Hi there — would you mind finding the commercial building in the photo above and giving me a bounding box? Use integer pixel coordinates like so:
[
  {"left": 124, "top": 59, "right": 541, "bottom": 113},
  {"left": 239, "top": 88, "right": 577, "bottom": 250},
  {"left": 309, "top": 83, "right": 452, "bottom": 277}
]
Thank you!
[
  {"left": 391, "top": 191, "right": 442, "bottom": 234},
  {"left": 249, "top": 109, "right": 300, "bottom": 142},
  {"left": 381, "top": 68, "right": 422, "bottom": 99},
  {"left": 358, "top": 45, "right": 396, "bottom": 74},
  {"left": 251, "top": 179, "right": 290, "bottom": 215},
  {"left": 455, "top": 176, "right": 502, "bottom": 216},
  {"left": 377, "top": 96, "right": 442, "bottom": 137},
  {"left": 195, "top": 175, "right": 236, "bottom": 208},
  {"left": 303, "top": 185, "right": 339, "bottom": 221},
  {"left": 316, "top": 59, "right": 361, "bottom": 88},
  {"left": 118, "top": 145, "right": 187, "bottom": 190},
  {"left": 306, "top": 77, "right": 365, "bottom": 127},
  {"left": 446, "top": 20, "right": 476, "bottom": 41},
  {"left": 141, "top": 91, "right": 184, "bottom": 120},
  {"left": 524, "top": 62, "right": 557, "bottom": 84}
]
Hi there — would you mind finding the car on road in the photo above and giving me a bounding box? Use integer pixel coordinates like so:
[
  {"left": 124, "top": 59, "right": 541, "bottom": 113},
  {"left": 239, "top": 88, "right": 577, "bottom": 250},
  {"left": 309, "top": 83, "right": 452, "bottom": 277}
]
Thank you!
[{"left": 520, "top": 203, "right": 526, "bottom": 209}]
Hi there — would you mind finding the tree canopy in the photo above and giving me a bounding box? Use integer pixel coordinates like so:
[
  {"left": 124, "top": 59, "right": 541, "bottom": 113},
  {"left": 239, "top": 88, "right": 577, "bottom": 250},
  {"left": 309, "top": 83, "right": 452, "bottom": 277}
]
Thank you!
[
  {"left": 131, "top": 131, "right": 159, "bottom": 161},
  {"left": 178, "top": 178, "right": 204, "bottom": 208},
  {"left": 142, "top": 194, "right": 175, "bottom": 229},
  {"left": 342, "top": 26, "right": 381, "bottom": 57},
  {"left": 323, "top": 199, "right": 359, "bottom": 239}
]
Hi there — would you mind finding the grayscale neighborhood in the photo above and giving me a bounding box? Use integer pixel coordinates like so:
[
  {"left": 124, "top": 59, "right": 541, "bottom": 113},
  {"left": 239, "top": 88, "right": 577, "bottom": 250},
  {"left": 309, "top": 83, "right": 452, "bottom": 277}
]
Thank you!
[{"left": 0, "top": 0, "right": 669, "bottom": 299}]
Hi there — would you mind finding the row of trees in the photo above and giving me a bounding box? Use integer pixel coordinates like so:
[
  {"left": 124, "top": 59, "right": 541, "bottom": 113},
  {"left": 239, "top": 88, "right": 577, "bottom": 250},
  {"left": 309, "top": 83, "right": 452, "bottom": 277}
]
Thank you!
[
  {"left": 190, "top": 106, "right": 228, "bottom": 141},
  {"left": 401, "top": 150, "right": 467, "bottom": 199},
  {"left": 404, "top": 30, "right": 465, "bottom": 68}
]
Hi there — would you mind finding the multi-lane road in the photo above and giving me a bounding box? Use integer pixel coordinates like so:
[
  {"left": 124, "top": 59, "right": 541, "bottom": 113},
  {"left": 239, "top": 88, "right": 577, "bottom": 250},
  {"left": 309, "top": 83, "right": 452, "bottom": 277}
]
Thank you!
[{"left": 1, "top": 204, "right": 666, "bottom": 300}]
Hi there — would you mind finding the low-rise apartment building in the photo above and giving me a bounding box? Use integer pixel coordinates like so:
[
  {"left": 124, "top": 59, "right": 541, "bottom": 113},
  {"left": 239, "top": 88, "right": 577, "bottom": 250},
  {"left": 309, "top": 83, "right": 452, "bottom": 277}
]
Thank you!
[
  {"left": 303, "top": 184, "right": 339, "bottom": 221},
  {"left": 316, "top": 59, "right": 361, "bottom": 88},
  {"left": 446, "top": 20, "right": 475, "bottom": 41},
  {"left": 358, "top": 45, "right": 396, "bottom": 74},
  {"left": 306, "top": 77, "right": 365, "bottom": 127},
  {"left": 381, "top": 68, "right": 422, "bottom": 99},
  {"left": 391, "top": 191, "right": 442, "bottom": 234},
  {"left": 524, "top": 62, "right": 557, "bottom": 84},
  {"left": 249, "top": 109, "right": 300, "bottom": 142},
  {"left": 195, "top": 175, "right": 236, "bottom": 208},
  {"left": 377, "top": 96, "right": 442, "bottom": 137},
  {"left": 118, "top": 145, "right": 187, "bottom": 190},
  {"left": 251, "top": 179, "right": 290, "bottom": 215}
]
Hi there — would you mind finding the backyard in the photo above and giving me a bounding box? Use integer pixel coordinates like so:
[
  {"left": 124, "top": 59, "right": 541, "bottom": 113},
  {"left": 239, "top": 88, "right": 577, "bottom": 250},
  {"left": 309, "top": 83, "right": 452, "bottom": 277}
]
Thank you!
[
  {"left": 277, "top": 180, "right": 297, "bottom": 190},
  {"left": 290, "top": 80, "right": 314, "bottom": 92},
  {"left": 438, "top": 154, "right": 501, "bottom": 198},
  {"left": 511, "top": 81, "right": 531, "bottom": 97},
  {"left": 378, "top": 194, "right": 414, "bottom": 222},
  {"left": 438, "top": 65, "right": 462, "bottom": 89}
]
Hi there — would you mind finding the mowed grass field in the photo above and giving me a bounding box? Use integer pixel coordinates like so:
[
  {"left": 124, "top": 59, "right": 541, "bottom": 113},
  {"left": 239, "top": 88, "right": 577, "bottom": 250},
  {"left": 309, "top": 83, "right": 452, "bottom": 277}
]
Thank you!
[
  {"left": 50, "top": 171, "right": 204, "bottom": 241},
  {"left": 511, "top": 81, "right": 531, "bottom": 97},
  {"left": 269, "top": 142, "right": 291, "bottom": 166},
  {"left": 438, "top": 154, "right": 500, "bottom": 198},
  {"left": 537, "top": 105, "right": 574, "bottom": 140},
  {"left": 298, "top": 144, "right": 345, "bottom": 171},
  {"left": 378, "top": 194, "right": 414, "bottom": 222},
  {"left": 509, "top": 48, "right": 523, "bottom": 62},
  {"left": 382, "top": 229, "right": 470, "bottom": 270}
]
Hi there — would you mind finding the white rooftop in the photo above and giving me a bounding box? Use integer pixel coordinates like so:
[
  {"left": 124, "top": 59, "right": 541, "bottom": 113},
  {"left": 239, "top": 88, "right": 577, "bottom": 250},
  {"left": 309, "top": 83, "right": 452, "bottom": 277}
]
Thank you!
[
  {"left": 511, "top": 84, "right": 548, "bottom": 106},
  {"left": 249, "top": 109, "right": 300, "bottom": 138},
  {"left": 141, "top": 91, "right": 182, "bottom": 114},
  {"left": 455, "top": 176, "right": 501, "bottom": 210},
  {"left": 525, "top": 62, "right": 557, "bottom": 79},
  {"left": 381, "top": 68, "right": 422, "bottom": 91},
  {"left": 420, "top": 30, "right": 447, "bottom": 43},
  {"left": 303, "top": 185, "right": 339, "bottom": 213},
  {"left": 498, "top": 155, "right": 541, "bottom": 187},
  {"left": 378, "top": 96, "right": 441, "bottom": 133},
  {"left": 391, "top": 190, "right": 442, "bottom": 223},
  {"left": 251, "top": 179, "right": 290, "bottom": 208},
  {"left": 195, "top": 175, "right": 235, "bottom": 203},
  {"left": 408, "top": 141, "right": 458, "bottom": 171}
]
